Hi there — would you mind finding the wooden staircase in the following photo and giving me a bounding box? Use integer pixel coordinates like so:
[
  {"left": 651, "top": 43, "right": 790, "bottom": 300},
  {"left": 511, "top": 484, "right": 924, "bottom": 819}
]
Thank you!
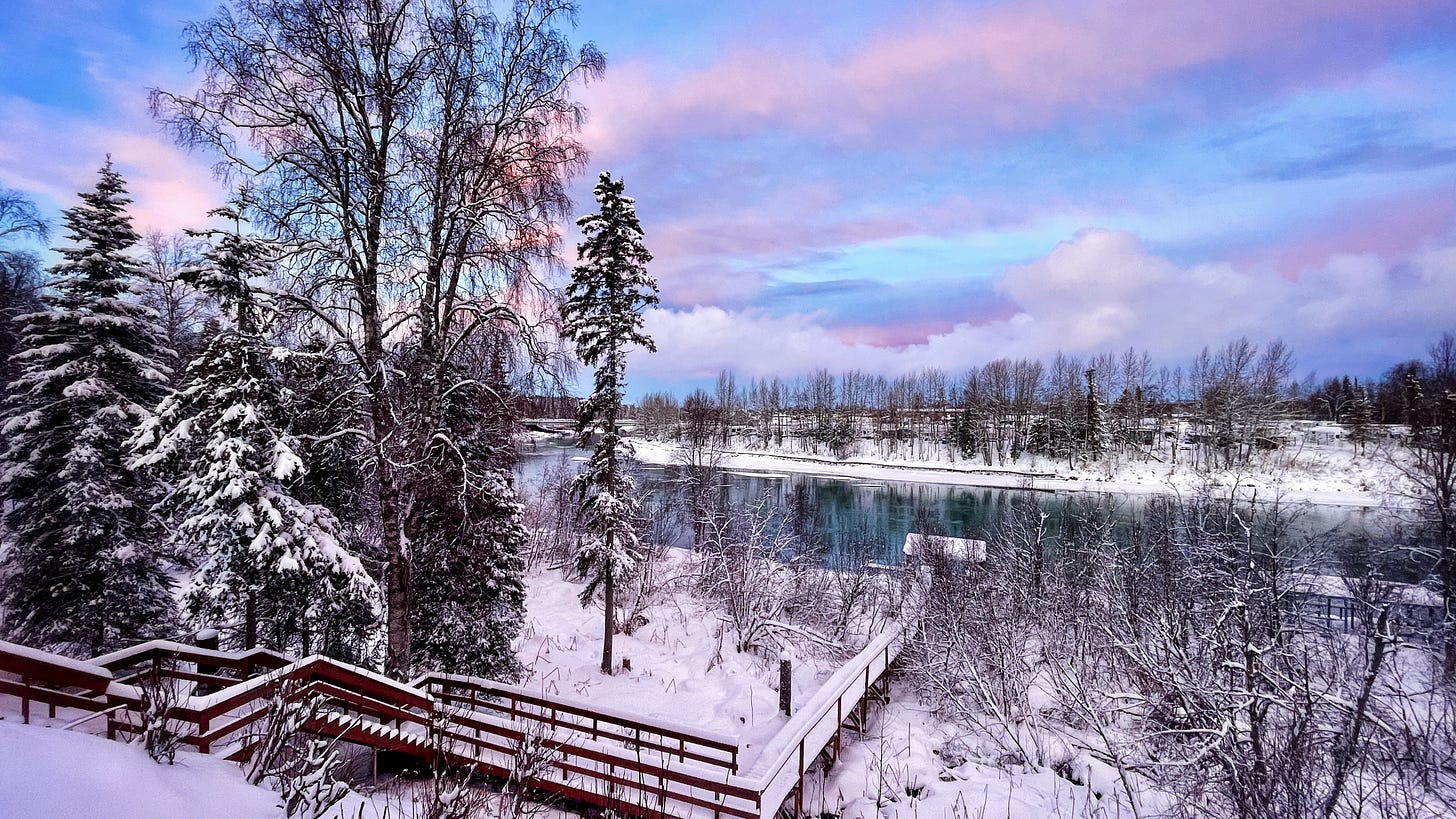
[{"left": 1, "top": 625, "right": 906, "bottom": 819}]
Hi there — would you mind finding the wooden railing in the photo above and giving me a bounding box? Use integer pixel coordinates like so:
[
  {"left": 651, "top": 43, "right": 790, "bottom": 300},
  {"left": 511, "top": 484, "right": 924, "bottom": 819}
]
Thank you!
[
  {"left": 417, "top": 673, "right": 741, "bottom": 772},
  {"left": 0, "top": 625, "right": 907, "bottom": 819},
  {"left": 0, "top": 639, "right": 111, "bottom": 724},
  {"left": 734, "top": 625, "right": 904, "bottom": 818}
]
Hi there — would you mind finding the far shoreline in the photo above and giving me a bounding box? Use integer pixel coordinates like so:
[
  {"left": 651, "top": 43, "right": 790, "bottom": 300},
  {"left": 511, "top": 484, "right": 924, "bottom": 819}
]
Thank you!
[{"left": 622, "top": 438, "right": 1395, "bottom": 510}]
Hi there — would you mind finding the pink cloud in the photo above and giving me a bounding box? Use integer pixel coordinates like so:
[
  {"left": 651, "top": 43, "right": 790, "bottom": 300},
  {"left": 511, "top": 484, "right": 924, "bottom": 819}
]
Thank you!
[
  {"left": 583, "top": 0, "right": 1446, "bottom": 159},
  {"left": 832, "top": 308, "right": 1017, "bottom": 349},
  {"left": 1252, "top": 188, "right": 1456, "bottom": 280},
  {"left": 0, "top": 38, "right": 224, "bottom": 238},
  {"left": 634, "top": 227, "right": 1456, "bottom": 383},
  {"left": 0, "top": 97, "right": 222, "bottom": 238}
]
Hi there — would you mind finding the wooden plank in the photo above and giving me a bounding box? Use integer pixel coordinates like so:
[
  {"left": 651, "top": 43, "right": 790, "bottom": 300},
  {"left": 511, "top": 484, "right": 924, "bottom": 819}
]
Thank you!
[
  {"left": 0, "top": 678, "right": 108, "bottom": 712},
  {"left": 434, "top": 689, "right": 735, "bottom": 770}
]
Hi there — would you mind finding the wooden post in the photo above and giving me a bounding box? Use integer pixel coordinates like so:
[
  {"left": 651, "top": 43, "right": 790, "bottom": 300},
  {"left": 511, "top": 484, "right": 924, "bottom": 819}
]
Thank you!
[
  {"left": 195, "top": 628, "right": 220, "bottom": 695},
  {"left": 20, "top": 675, "right": 29, "bottom": 725},
  {"left": 471, "top": 687, "right": 480, "bottom": 739},
  {"left": 779, "top": 658, "right": 793, "bottom": 716},
  {"left": 795, "top": 738, "right": 805, "bottom": 817},
  {"left": 833, "top": 697, "right": 842, "bottom": 760}
]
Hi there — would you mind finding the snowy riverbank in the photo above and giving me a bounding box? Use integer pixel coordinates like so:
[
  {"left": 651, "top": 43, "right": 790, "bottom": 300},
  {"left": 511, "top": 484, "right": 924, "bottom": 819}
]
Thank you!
[{"left": 627, "top": 438, "right": 1413, "bottom": 509}]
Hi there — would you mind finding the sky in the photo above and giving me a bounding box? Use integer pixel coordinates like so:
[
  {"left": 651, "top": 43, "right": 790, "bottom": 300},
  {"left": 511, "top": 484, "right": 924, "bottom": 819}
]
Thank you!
[{"left": 2, "top": 1, "right": 1455, "bottom": 397}]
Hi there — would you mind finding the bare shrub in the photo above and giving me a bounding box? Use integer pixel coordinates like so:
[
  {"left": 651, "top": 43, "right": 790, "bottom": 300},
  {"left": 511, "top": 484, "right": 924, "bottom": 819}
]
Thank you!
[
  {"left": 496, "top": 721, "right": 561, "bottom": 819},
  {"left": 519, "top": 451, "right": 581, "bottom": 570},
  {"left": 246, "top": 680, "right": 352, "bottom": 818},
  {"left": 135, "top": 661, "right": 185, "bottom": 764},
  {"left": 693, "top": 496, "right": 834, "bottom": 656}
]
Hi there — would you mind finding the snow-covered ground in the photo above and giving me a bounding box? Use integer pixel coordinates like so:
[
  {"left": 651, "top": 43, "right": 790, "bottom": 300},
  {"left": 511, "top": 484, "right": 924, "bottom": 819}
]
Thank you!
[
  {"left": 814, "top": 688, "right": 1155, "bottom": 819},
  {"left": 515, "top": 559, "right": 834, "bottom": 763},
  {"left": 0, "top": 718, "right": 285, "bottom": 819},
  {"left": 629, "top": 436, "right": 1415, "bottom": 508}
]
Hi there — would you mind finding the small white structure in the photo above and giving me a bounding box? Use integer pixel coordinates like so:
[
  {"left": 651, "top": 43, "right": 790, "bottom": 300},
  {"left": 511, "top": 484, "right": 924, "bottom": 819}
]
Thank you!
[{"left": 903, "top": 532, "right": 987, "bottom": 562}]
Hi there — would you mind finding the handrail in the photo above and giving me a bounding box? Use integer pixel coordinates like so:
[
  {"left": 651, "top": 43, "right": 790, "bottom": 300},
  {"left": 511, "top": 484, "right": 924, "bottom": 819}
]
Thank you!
[
  {"left": 417, "top": 672, "right": 739, "bottom": 751},
  {"left": 0, "top": 639, "right": 112, "bottom": 691},
  {"left": 0, "top": 619, "right": 910, "bottom": 819},
  {"left": 736, "top": 625, "right": 904, "bottom": 814},
  {"left": 416, "top": 671, "right": 740, "bottom": 771},
  {"left": 91, "top": 640, "right": 292, "bottom": 674}
]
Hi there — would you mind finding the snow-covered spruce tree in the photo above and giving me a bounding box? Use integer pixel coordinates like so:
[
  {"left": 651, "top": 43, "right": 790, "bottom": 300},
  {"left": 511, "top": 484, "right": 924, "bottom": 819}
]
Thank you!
[
  {"left": 1346, "top": 384, "right": 1375, "bottom": 455},
  {"left": 0, "top": 161, "right": 174, "bottom": 655},
  {"left": 276, "top": 332, "right": 365, "bottom": 523},
  {"left": 560, "top": 172, "right": 658, "bottom": 675},
  {"left": 403, "top": 347, "right": 528, "bottom": 681},
  {"left": 130, "top": 205, "right": 380, "bottom": 661},
  {"left": 1085, "top": 366, "right": 1105, "bottom": 460}
]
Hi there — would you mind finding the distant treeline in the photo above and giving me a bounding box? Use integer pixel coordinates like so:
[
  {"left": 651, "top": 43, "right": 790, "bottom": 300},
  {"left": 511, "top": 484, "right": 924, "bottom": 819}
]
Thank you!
[{"left": 627, "top": 334, "right": 1456, "bottom": 468}]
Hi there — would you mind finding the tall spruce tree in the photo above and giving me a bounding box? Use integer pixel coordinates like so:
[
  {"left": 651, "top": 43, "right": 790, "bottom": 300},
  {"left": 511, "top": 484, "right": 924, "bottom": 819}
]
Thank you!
[
  {"left": 561, "top": 172, "right": 658, "bottom": 675},
  {"left": 130, "top": 205, "right": 380, "bottom": 661},
  {"left": 0, "top": 161, "right": 174, "bottom": 655}
]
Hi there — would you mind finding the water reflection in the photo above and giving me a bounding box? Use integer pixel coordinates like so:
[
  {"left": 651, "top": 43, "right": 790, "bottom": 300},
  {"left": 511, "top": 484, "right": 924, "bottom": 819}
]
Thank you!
[{"left": 518, "top": 442, "right": 1368, "bottom": 564}]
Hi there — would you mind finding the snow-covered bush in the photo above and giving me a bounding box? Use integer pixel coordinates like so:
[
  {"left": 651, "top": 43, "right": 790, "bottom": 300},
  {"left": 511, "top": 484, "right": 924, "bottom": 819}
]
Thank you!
[
  {"left": 692, "top": 497, "right": 833, "bottom": 656},
  {"left": 245, "top": 681, "right": 350, "bottom": 819},
  {"left": 135, "top": 664, "right": 184, "bottom": 765},
  {"left": 496, "top": 721, "right": 560, "bottom": 819},
  {"left": 904, "top": 487, "right": 1456, "bottom": 818}
]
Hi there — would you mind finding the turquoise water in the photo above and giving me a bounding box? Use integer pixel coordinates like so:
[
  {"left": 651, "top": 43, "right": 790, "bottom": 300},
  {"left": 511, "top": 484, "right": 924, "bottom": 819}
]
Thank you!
[{"left": 518, "top": 442, "right": 1368, "bottom": 564}]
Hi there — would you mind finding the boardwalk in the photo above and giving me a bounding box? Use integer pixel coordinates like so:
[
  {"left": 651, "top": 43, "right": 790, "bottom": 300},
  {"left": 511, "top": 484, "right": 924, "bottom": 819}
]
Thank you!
[{"left": 0, "top": 625, "right": 905, "bottom": 818}]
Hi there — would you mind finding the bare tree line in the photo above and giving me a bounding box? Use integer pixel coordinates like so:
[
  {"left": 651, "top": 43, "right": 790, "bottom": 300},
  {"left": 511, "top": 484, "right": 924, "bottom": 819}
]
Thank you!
[
  {"left": 634, "top": 334, "right": 1454, "bottom": 472},
  {"left": 907, "top": 488, "right": 1456, "bottom": 818}
]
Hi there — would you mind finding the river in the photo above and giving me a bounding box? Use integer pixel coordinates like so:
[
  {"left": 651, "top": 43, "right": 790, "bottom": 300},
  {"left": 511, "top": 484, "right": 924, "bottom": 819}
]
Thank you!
[{"left": 517, "top": 440, "right": 1374, "bottom": 565}]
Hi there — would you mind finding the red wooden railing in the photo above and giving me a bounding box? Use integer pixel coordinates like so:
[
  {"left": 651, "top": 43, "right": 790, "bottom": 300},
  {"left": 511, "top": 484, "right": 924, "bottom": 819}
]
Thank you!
[{"left": 0, "top": 625, "right": 904, "bottom": 819}]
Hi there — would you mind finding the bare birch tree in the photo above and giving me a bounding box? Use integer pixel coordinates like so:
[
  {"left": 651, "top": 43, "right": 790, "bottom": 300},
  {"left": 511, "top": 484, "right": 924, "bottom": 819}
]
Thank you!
[{"left": 153, "top": 0, "right": 602, "bottom": 677}]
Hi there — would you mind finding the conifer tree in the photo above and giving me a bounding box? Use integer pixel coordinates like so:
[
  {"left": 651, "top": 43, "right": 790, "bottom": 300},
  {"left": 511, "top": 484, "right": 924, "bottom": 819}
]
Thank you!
[
  {"left": 405, "top": 350, "right": 528, "bottom": 679},
  {"left": 1346, "top": 384, "right": 1375, "bottom": 455},
  {"left": 560, "top": 172, "right": 658, "bottom": 674},
  {"left": 277, "top": 332, "right": 365, "bottom": 523},
  {"left": 1085, "top": 367, "right": 1106, "bottom": 460},
  {"left": 130, "top": 204, "right": 379, "bottom": 660},
  {"left": 0, "top": 161, "right": 174, "bottom": 655},
  {"left": 1406, "top": 373, "right": 1429, "bottom": 444}
]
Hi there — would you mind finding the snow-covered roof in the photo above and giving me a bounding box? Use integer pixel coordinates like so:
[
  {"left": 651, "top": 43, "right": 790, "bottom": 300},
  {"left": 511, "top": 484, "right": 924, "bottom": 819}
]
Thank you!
[
  {"left": 903, "top": 532, "right": 987, "bottom": 562},
  {"left": 1292, "top": 574, "right": 1441, "bottom": 608}
]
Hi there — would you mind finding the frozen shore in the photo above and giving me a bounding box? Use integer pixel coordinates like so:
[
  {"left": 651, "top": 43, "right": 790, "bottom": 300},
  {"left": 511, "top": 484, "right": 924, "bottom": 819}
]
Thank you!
[{"left": 627, "top": 438, "right": 1408, "bottom": 509}]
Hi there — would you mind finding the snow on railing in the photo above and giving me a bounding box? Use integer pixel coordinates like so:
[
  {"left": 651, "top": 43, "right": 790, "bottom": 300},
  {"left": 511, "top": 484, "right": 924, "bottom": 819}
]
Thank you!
[
  {"left": 735, "top": 625, "right": 904, "bottom": 817},
  {"left": 2, "top": 615, "right": 912, "bottom": 819}
]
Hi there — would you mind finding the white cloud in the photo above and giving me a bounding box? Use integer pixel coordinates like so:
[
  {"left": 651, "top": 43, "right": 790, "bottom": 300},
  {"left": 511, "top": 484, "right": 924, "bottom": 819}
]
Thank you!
[
  {"left": 631, "top": 228, "right": 1456, "bottom": 384},
  {"left": 0, "top": 96, "right": 222, "bottom": 236}
]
